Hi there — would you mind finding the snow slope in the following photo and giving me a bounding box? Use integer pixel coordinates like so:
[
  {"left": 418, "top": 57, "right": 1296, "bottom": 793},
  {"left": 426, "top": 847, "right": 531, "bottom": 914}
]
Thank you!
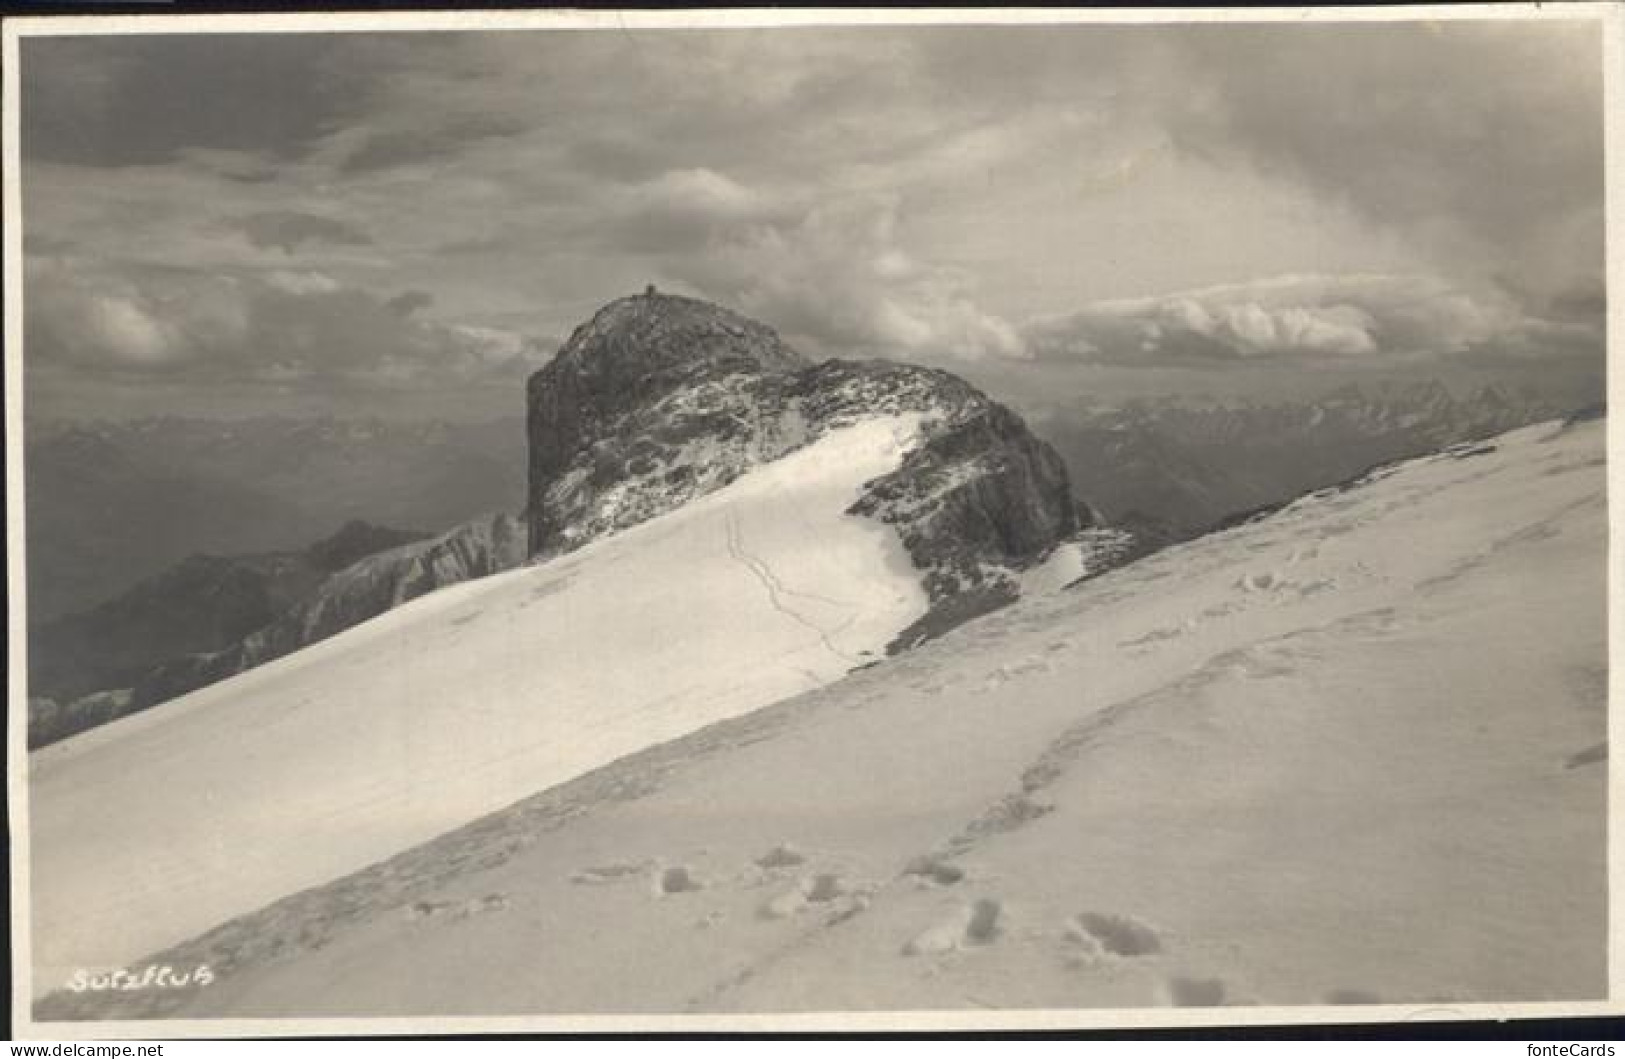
[
  {"left": 34, "top": 417, "right": 1608, "bottom": 1023},
  {"left": 28, "top": 415, "right": 932, "bottom": 991}
]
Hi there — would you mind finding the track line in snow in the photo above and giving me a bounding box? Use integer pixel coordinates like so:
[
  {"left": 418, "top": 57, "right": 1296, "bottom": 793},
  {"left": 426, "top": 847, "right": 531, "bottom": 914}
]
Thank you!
[
  {"left": 723, "top": 506, "right": 861, "bottom": 612},
  {"left": 724, "top": 508, "right": 860, "bottom": 665}
]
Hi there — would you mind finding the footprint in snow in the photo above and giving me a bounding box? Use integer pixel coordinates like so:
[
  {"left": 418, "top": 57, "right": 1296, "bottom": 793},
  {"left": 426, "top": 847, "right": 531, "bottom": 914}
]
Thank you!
[
  {"left": 1118, "top": 626, "right": 1186, "bottom": 650},
  {"left": 982, "top": 656, "right": 1051, "bottom": 688},
  {"left": 405, "top": 899, "right": 454, "bottom": 921},
  {"left": 759, "top": 872, "right": 872, "bottom": 922},
  {"left": 1236, "top": 571, "right": 1283, "bottom": 594},
  {"left": 1065, "top": 911, "right": 1163, "bottom": 959},
  {"left": 569, "top": 862, "right": 649, "bottom": 886},
  {"left": 901, "top": 898, "right": 1003, "bottom": 956},
  {"left": 801, "top": 873, "right": 848, "bottom": 903},
  {"left": 655, "top": 865, "right": 706, "bottom": 896},
  {"left": 1337, "top": 607, "right": 1403, "bottom": 637},
  {"left": 754, "top": 844, "right": 808, "bottom": 870},
  {"left": 1161, "top": 975, "right": 1233, "bottom": 1007},
  {"left": 902, "top": 856, "right": 967, "bottom": 888},
  {"left": 404, "top": 893, "right": 509, "bottom": 922}
]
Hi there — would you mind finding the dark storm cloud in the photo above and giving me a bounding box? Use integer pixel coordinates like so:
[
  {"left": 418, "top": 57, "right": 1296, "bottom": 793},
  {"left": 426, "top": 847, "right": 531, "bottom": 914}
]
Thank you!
[
  {"left": 1157, "top": 21, "right": 1605, "bottom": 295},
  {"left": 897, "top": 20, "right": 1603, "bottom": 305},
  {"left": 903, "top": 20, "right": 1603, "bottom": 240},
  {"left": 19, "top": 31, "right": 514, "bottom": 176},
  {"left": 232, "top": 210, "right": 373, "bottom": 253},
  {"left": 20, "top": 34, "right": 360, "bottom": 166}
]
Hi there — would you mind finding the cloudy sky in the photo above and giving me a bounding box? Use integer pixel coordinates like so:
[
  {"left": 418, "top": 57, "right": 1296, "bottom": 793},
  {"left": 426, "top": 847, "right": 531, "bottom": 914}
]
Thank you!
[{"left": 18, "top": 15, "right": 1608, "bottom": 422}]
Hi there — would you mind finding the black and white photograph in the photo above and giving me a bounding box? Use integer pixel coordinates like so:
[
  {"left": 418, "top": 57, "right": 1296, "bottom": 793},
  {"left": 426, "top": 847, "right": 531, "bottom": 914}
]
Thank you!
[{"left": 4, "top": 5, "right": 1619, "bottom": 1037}]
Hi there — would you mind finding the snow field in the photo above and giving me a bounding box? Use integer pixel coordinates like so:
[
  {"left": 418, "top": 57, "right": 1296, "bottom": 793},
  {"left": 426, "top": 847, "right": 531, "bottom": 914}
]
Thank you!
[
  {"left": 119, "top": 419, "right": 1606, "bottom": 1020},
  {"left": 28, "top": 415, "right": 932, "bottom": 988}
]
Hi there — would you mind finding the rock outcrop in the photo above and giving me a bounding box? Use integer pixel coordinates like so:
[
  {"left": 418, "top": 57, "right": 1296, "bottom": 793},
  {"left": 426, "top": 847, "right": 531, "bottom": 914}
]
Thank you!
[
  {"left": 27, "top": 690, "right": 133, "bottom": 750},
  {"left": 28, "top": 521, "right": 429, "bottom": 747},
  {"left": 525, "top": 293, "right": 812, "bottom": 556},
  {"left": 527, "top": 291, "right": 1090, "bottom": 640},
  {"left": 130, "top": 512, "right": 526, "bottom": 713}
]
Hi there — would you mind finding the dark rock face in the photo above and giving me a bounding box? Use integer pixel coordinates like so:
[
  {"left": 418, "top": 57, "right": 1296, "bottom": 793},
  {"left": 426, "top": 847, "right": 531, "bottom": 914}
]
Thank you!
[
  {"left": 527, "top": 292, "right": 809, "bottom": 555},
  {"left": 305, "top": 519, "right": 427, "bottom": 573},
  {"left": 27, "top": 516, "right": 518, "bottom": 748},
  {"left": 851, "top": 400, "right": 1080, "bottom": 601},
  {"left": 526, "top": 292, "right": 1089, "bottom": 638},
  {"left": 28, "top": 555, "right": 281, "bottom": 710},
  {"left": 27, "top": 691, "right": 133, "bottom": 750},
  {"left": 256, "top": 511, "right": 528, "bottom": 657},
  {"left": 28, "top": 521, "right": 426, "bottom": 717},
  {"left": 130, "top": 512, "right": 526, "bottom": 715}
]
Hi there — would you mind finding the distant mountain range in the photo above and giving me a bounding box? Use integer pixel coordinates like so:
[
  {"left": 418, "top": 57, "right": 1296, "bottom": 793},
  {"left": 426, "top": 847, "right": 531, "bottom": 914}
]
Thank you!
[
  {"left": 27, "top": 520, "right": 429, "bottom": 747},
  {"left": 1033, "top": 380, "right": 1570, "bottom": 537},
  {"left": 25, "top": 416, "right": 524, "bottom": 622}
]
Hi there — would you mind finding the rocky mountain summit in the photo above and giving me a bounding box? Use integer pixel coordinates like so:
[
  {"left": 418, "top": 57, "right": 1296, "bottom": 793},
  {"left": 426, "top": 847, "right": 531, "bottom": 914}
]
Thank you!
[{"left": 526, "top": 291, "right": 1090, "bottom": 636}]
